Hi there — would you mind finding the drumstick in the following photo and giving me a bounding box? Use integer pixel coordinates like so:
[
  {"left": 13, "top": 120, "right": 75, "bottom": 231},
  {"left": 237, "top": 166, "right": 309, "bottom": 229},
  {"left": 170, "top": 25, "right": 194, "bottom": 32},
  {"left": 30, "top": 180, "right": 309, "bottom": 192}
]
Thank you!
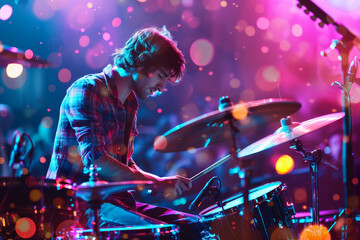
[{"left": 190, "top": 153, "right": 235, "bottom": 181}]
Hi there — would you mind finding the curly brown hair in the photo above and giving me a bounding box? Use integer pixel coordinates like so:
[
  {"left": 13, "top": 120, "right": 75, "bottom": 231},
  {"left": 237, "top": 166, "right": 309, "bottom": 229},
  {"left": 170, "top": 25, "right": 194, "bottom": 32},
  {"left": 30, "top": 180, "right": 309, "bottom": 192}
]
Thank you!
[{"left": 113, "top": 26, "right": 185, "bottom": 83}]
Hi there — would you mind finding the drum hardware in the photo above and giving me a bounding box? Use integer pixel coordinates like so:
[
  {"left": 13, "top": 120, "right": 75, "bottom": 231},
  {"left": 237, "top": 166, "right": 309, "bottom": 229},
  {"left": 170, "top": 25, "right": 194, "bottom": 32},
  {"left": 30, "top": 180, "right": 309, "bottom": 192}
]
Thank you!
[
  {"left": 296, "top": 1, "right": 359, "bottom": 238},
  {"left": 237, "top": 113, "right": 344, "bottom": 227},
  {"left": 0, "top": 176, "right": 79, "bottom": 239},
  {"left": 154, "top": 98, "right": 301, "bottom": 153},
  {"left": 156, "top": 97, "right": 301, "bottom": 239},
  {"left": 76, "top": 164, "right": 153, "bottom": 239},
  {"left": 8, "top": 129, "right": 34, "bottom": 177},
  {"left": 199, "top": 182, "right": 297, "bottom": 240}
]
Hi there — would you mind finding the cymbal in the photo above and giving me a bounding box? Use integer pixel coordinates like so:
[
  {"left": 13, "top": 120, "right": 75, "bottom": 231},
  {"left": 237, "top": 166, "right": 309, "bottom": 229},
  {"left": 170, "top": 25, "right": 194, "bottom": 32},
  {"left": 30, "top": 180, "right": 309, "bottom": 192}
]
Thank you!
[
  {"left": 238, "top": 112, "right": 345, "bottom": 158},
  {"left": 0, "top": 43, "right": 50, "bottom": 68},
  {"left": 76, "top": 180, "right": 153, "bottom": 202},
  {"left": 154, "top": 98, "right": 301, "bottom": 152}
]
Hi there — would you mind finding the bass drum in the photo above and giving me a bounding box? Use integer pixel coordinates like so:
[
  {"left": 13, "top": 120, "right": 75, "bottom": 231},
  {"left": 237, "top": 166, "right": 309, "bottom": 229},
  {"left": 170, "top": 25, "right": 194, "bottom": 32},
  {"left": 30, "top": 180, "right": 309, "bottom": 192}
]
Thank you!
[
  {"left": 72, "top": 224, "right": 180, "bottom": 240},
  {"left": 0, "top": 176, "right": 80, "bottom": 239},
  {"left": 200, "top": 181, "right": 297, "bottom": 240}
]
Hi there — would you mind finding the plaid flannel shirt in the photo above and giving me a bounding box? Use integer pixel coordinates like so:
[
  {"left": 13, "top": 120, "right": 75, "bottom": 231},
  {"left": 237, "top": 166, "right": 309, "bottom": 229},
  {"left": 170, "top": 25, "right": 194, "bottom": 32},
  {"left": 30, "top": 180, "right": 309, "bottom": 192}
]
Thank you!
[{"left": 47, "top": 65, "right": 139, "bottom": 183}]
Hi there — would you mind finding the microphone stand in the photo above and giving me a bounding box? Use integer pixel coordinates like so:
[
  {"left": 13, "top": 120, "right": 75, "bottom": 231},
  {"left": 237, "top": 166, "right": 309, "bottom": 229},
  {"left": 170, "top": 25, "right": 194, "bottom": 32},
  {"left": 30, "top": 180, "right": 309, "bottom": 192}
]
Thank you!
[{"left": 295, "top": 1, "right": 357, "bottom": 237}]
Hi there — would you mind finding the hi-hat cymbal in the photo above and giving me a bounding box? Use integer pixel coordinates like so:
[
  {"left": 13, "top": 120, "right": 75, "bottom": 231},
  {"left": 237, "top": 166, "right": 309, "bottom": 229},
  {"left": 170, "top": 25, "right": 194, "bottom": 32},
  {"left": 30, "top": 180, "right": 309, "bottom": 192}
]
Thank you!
[
  {"left": 0, "top": 43, "right": 50, "bottom": 68},
  {"left": 238, "top": 112, "right": 345, "bottom": 158},
  {"left": 154, "top": 98, "right": 301, "bottom": 152},
  {"left": 76, "top": 180, "right": 153, "bottom": 202}
]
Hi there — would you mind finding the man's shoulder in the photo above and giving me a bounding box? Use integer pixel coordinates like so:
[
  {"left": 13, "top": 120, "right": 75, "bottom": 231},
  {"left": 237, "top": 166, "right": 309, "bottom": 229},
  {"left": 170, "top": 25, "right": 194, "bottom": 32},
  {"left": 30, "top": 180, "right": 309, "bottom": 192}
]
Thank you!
[{"left": 69, "top": 72, "right": 106, "bottom": 91}]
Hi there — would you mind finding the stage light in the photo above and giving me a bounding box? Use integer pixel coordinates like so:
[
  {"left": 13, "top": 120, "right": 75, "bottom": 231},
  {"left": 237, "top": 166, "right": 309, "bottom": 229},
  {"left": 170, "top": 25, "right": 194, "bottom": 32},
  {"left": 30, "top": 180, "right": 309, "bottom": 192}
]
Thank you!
[
  {"left": 275, "top": 154, "right": 294, "bottom": 175},
  {"left": 6, "top": 63, "right": 23, "bottom": 78}
]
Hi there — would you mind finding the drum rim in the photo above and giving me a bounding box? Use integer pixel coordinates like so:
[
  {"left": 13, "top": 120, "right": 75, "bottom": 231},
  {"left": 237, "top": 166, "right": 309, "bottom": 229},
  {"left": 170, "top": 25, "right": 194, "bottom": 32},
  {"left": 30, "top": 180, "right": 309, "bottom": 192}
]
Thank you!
[
  {"left": 76, "top": 224, "right": 178, "bottom": 233},
  {"left": 200, "top": 181, "right": 282, "bottom": 216}
]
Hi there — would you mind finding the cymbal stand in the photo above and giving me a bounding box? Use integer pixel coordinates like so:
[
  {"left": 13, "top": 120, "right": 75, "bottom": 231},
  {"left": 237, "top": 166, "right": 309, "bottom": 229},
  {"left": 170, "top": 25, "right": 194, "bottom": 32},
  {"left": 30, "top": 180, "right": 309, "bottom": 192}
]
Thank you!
[
  {"left": 219, "top": 96, "right": 251, "bottom": 239},
  {"left": 83, "top": 164, "right": 101, "bottom": 239},
  {"left": 290, "top": 139, "right": 322, "bottom": 225}
]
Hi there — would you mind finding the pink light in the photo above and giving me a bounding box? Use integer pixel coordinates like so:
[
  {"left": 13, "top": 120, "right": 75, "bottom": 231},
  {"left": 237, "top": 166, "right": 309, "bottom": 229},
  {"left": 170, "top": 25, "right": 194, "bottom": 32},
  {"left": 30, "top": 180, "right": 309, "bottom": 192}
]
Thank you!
[
  {"left": 79, "top": 35, "right": 90, "bottom": 47},
  {"left": 256, "top": 17, "right": 270, "bottom": 30},
  {"left": 292, "top": 24, "right": 303, "bottom": 37},
  {"left": 0, "top": 4, "right": 13, "bottom": 21},
  {"left": 58, "top": 68, "right": 72, "bottom": 83},
  {"left": 103, "top": 32, "right": 111, "bottom": 41},
  {"left": 112, "top": 17, "right": 121, "bottom": 27},
  {"left": 261, "top": 46, "right": 269, "bottom": 53},
  {"left": 190, "top": 39, "right": 214, "bottom": 67},
  {"left": 25, "top": 49, "right": 34, "bottom": 59},
  {"left": 127, "top": 6, "right": 134, "bottom": 13}
]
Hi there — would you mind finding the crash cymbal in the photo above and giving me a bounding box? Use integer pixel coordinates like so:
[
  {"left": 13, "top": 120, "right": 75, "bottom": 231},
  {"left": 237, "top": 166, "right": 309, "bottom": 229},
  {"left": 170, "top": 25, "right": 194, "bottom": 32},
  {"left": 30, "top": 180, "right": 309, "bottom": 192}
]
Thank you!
[
  {"left": 154, "top": 98, "right": 301, "bottom": 152},
  {"left": 0, "top": 43, "right": 50, "bottom": 68},
  {"left": 76, "top": 180, "right": 153, "bottom": 202},
  {"left": 237, "top": 112, "right": 345, "bottom": 158}
]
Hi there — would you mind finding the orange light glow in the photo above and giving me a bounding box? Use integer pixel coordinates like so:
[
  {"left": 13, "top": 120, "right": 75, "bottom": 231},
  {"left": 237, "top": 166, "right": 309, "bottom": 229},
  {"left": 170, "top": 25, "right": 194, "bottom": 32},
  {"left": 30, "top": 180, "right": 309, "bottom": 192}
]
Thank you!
[
  {"left": 15, "top": 217, "right": 36, "bottom": 239},
  {"left": 275, "top": 154, "right": 294, "bottom": 175},
  {"left": 300, "top": 224, "right": 330, "bottom": 240}
]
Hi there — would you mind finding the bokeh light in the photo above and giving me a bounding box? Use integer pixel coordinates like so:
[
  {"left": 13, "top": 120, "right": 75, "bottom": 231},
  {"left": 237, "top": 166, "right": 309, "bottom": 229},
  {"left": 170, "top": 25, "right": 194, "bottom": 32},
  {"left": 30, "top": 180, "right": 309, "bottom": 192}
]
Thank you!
[
  {"left": 29, "top": 189, "right": 42, "bottom": 202},
  {"left": 202, "top": 0, "right": 221, "bottom": 11},
  {"left": 6, "top": 63, "right": 23, "bottom": 78},
  {"left": 195, "top": 149, "right": 212, "bottom": 167},
  {"left": 15, "top": 217, "right": 36, "bottom": 239},
  {"left": 294, "top": 187, "right": 307, "bottom": 203},
  {"left": 103, "top": 32, "right": 111, "bottom": 41},
  {"left": 24, "top": 49, "right": 34, "bottom": 60},
  {"left": 299, "top": 225, "right": 330, "bottom": 240},
  {"left": 47, "top": 52, "right": 62, "bottom": 68},
  {"left": 33, "top": 0, "right": 55, "bottom": 20},
  {"left": 2, "top": 67, "right": 27, "bottom": 89},
  {"left": 256, "top": 17, "right": 270, "bottom": 30},
  {"left": 190, "top": 39, "right": 214, "bottom": 67},
  {"left": 255, "top": 65, "right": 281, "bottom": 91},
  {"left": 231, "top": 104, "right": 248, "bottom": 120},
  {"left": 0, "top": 4, "right": 13, "bottom": 21},
  {"left": 275, "top": 154, "right": 294, "bottom": 175},
  {"left": 68, "top": 5, "right": 94, "bottom": 30},
  {"left": 58, "top": 68, "right": 72, "bottom": 83},
  {"left": 85, "top": 43, "right": 108, "bottom": 69},
  {"left": 292, "top": 24, "right": 303, "bottom": 37},
  {"left": 48, "top": 0, "right": 69, "bottom": 10},
  {"left": 112, "top": 17, "right": 121, "bottom": 27},
  {"left": 41, "top": 116, "right": 54, "bottom": 128},
  {"left": 79, "top": 35, "right": 90, "bottom": 47}
]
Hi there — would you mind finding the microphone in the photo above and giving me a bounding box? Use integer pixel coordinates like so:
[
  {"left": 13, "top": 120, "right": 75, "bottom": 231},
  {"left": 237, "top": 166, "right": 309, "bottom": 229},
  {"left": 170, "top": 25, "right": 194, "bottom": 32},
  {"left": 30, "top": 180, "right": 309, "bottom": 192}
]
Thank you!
[
  {"left": 346, "top": 57, "right": 357, "bottom": 84},
  {"left": 9, "top": 131, "right": 25, "bottom": 168},
  {"left": 189, "top": 177, "right": 218, "bottom": 212}
]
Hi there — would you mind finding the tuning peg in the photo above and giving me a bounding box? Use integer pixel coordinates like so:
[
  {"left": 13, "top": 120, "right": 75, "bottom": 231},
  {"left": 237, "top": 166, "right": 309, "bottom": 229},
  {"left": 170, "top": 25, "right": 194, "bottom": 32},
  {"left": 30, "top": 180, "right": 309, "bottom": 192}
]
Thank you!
[
  {"left": 318, "top": 22, "right": 325, "bottom": 28},
  {"left": 296, "top": 3, "right": 303, "bottom": 8},
  {"left": 304, "top": 9, "right": 310, "bottom": 14},
  {"left": 310, "top": 15, "right": 317, "bottom": 21}
]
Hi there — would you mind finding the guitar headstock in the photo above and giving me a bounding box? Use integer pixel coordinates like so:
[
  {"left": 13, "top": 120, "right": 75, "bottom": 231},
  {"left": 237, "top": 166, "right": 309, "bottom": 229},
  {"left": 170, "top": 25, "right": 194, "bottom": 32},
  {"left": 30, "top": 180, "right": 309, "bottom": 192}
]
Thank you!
[{"left": 296, "top": 0, "right": 334, "bottom": 27}]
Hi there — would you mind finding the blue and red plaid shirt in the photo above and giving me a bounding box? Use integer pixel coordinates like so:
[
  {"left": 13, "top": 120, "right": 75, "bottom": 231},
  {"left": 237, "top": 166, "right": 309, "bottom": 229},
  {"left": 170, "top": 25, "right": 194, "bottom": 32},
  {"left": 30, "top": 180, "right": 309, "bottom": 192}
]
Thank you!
[{"left": 47, "top": 65, "right": 139, "bottom": 183}]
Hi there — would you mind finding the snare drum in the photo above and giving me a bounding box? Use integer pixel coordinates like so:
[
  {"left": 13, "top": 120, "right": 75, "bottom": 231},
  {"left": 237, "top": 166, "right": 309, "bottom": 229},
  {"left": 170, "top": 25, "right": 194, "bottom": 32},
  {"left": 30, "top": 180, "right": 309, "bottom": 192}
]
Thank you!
[
  {"left": 0, "top": 176, "right": 80, "bottom": 239},
  {"left": 200, "top": 181, "right": 296, "bottom": 240},
  {"left": 73, "top": 224, "right": 180, "bottom": 240}
]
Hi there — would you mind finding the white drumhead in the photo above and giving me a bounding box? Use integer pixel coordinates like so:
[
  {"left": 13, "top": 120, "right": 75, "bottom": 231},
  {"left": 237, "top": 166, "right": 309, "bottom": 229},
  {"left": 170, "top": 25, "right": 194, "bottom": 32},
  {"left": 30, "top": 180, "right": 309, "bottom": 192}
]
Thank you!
[{"left": 200, "top": 181, "right": 281, "bottom": 216}]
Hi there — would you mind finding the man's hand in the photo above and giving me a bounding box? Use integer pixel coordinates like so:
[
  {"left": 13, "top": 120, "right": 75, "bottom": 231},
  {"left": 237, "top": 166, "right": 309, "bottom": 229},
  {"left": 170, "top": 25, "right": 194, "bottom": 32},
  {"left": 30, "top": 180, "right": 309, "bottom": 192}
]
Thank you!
[{"left": 155, "top": 175, "right": 192, "bottom": 199}]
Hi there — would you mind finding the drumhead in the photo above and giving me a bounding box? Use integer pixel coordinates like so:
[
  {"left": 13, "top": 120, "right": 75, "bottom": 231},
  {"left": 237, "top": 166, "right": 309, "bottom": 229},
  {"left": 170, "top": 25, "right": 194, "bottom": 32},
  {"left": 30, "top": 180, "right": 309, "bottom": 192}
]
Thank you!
[
  {"left": 77, "top": 224, "right": 177, "bottom": 233},
  {"left": 200, "top": 181, "right": 281, "bottom": 216}
]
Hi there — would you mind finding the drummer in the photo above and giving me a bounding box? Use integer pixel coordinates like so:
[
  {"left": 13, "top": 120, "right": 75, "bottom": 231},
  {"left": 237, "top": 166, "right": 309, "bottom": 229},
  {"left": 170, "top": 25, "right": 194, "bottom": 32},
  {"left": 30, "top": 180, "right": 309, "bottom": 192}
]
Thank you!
[{"left": 46, "top": 26, "right": 204, "bottom": 239}]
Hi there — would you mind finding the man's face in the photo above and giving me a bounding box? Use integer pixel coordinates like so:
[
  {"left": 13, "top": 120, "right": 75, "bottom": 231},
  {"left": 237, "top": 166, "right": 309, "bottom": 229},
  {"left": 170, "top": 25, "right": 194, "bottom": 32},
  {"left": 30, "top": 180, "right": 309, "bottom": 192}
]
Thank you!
[{"left": 132, "top": 67, "right": 172, "bottom": 100}]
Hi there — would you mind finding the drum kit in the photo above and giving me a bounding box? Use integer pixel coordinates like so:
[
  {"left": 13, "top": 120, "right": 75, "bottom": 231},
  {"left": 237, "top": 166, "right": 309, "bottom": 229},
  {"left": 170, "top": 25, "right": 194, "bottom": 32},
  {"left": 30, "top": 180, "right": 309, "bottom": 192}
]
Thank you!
[{"left": 0, "top": 85, "right": 348, "bottom": 239}]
